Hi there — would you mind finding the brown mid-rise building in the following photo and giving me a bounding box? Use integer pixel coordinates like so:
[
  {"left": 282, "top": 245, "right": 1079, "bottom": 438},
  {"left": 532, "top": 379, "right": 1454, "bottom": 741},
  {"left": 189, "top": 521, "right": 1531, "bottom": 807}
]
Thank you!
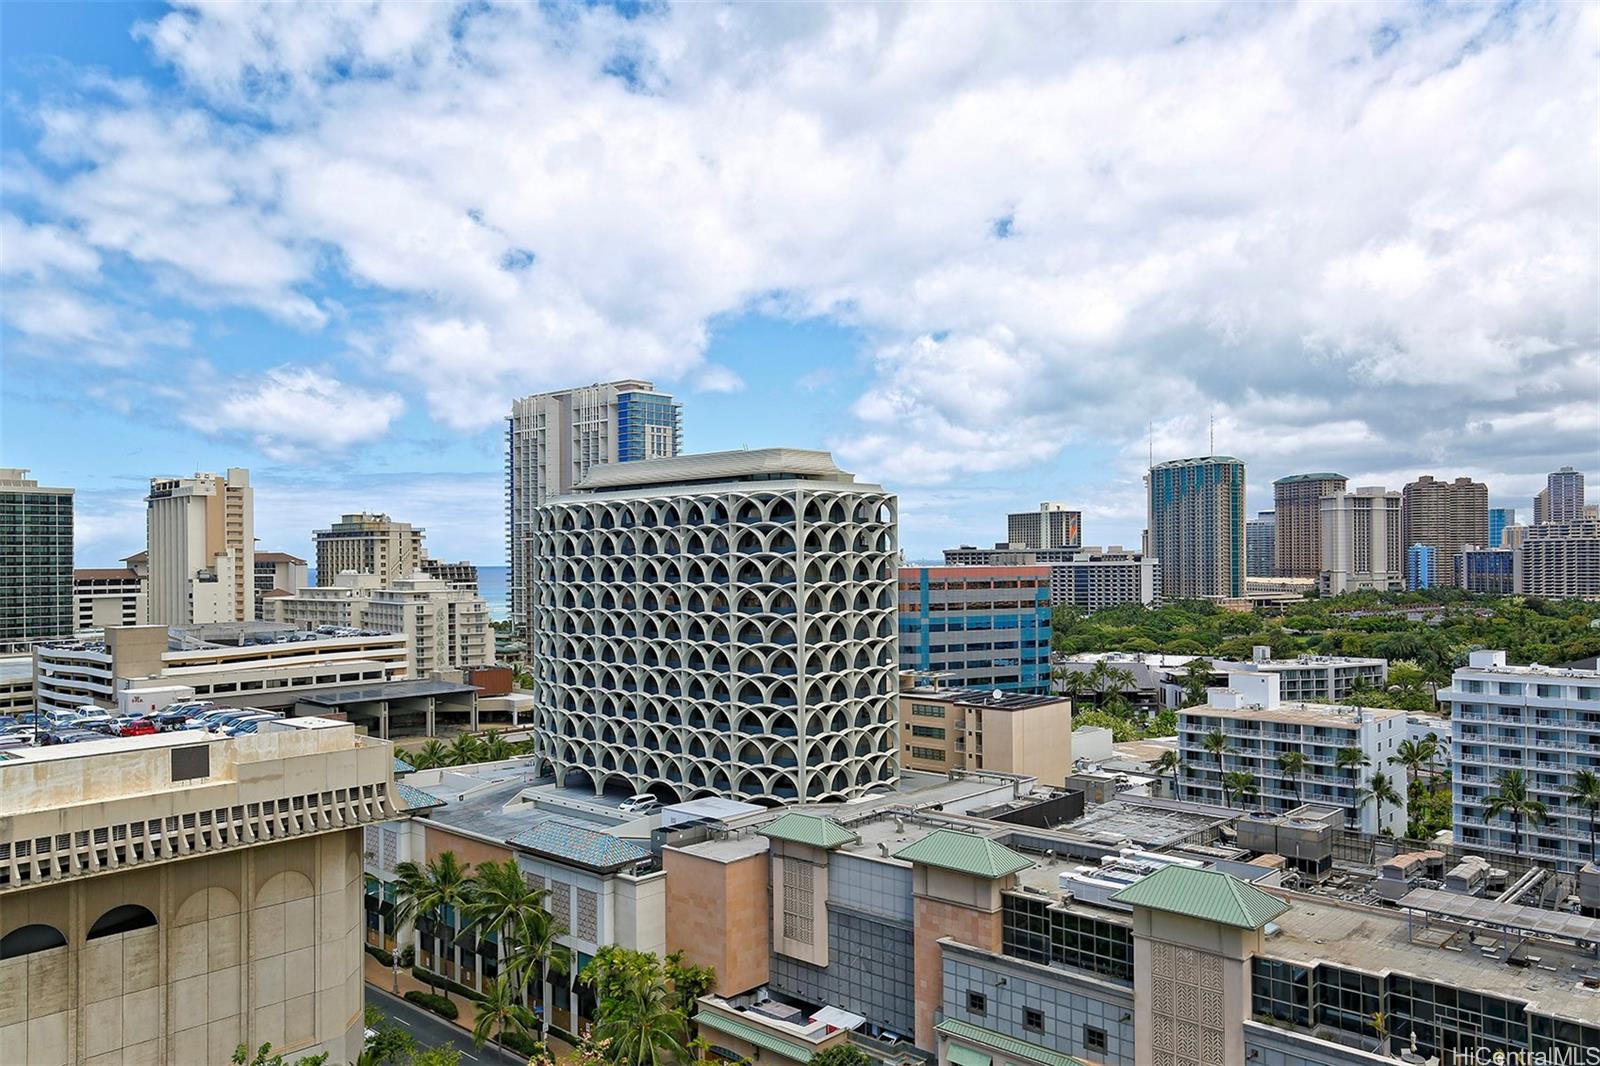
[
  {"left": 1401, "top": 475, "right": 1489, "bottom": 588},
  {"left": 1272, "top": 473, "right": 1346, "bottom": 579}
]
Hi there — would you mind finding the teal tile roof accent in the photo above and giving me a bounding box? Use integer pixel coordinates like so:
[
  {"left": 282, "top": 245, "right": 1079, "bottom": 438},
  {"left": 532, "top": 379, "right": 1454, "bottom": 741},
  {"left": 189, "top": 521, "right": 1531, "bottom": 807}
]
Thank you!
[
  {"left": 508, "top": 821, "right": 649, "bottom": 871},
  {"left": 393, "top": 756, "right": 415, "bottom": 774},
  {"left": 698, "top": 1010, "right": 815, "bottom": 1063},
  {"left": 1109, "top": 865, "right": 1289, "bottom": 929},
  {"left": 892, "top": 829, "right": 1031, "bottom": 879},
  {"left": 936, "top": 1019, "right": 1087, "bottom": 1066},
  {"left": 758, "top": 812, "right": 860, "bottom": 850},
  {"left": 395, "top": 782, "right": 445, "bottom": 811}
]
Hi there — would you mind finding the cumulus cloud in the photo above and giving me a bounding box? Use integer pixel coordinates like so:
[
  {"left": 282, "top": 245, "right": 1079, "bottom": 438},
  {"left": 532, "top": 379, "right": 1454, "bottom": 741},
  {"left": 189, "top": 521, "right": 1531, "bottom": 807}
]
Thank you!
[
  {"left": 4, "top": 0, "right": 1594, "bottom": 517},
  {"left": 178, "top": 365, "right": 405, "bottom": 461}
]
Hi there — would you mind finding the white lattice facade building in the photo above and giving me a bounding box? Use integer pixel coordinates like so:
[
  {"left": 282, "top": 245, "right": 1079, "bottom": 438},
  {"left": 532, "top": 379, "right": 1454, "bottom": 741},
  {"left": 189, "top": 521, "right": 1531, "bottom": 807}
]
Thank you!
[{"left": 529, "top": 449, "right": 900, "bottom": 805}]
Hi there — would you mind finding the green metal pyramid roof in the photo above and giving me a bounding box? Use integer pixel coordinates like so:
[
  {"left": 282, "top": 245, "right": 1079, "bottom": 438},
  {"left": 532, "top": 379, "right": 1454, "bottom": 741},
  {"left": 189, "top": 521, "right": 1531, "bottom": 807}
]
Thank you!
[
  {"left": 1109, "top": 865, "right": 1289, "bottom": 929},
  {"left": 758, "top": 812, "right": 860, "bottom": 850},
  {"left": 936, "top": 1019, "right": 1088, "bottom": 1066},
  {"left": 892, "top": 829, "right": 1032, "bottom": 879}
]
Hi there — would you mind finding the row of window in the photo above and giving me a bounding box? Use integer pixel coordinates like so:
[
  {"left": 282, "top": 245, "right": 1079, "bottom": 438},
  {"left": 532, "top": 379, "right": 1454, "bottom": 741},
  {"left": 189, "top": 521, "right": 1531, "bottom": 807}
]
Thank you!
[{"left": 961, "top": 990, "right": 1107, "bottom": 1050}]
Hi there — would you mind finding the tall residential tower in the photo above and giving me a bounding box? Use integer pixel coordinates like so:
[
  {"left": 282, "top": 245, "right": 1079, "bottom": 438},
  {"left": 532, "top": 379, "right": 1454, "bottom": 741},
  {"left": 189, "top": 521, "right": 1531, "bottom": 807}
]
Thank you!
[
  {"left": 1318, "top": 486, "right": 1404, "bottom": 595},
  {"left": 1535, "top": 466, "right": 1585, "bottom": 525},
  {"left": 145, "top": 468, "right": 254, "bottom": 626},
  {"left": 0, "top": 468, "right": 74, "bottom": 642},
  {"left": 1005, "top": 502, "right": 1082, "bottom": 550},
  {"left": 1272, "top": 472, "right": 1347, "bottom": 578},
  {"left": 507, "top": 381, "right": 682, "bottom": 633},
  {"left": 1147, "top": 456, "right": 1247, "bottom": 600},
  {"left": 312, "top": 513, "right": 424, "bottom": 586},
  {"left": 1401, "top": 475, "right": 1488, "bottom": 588}
]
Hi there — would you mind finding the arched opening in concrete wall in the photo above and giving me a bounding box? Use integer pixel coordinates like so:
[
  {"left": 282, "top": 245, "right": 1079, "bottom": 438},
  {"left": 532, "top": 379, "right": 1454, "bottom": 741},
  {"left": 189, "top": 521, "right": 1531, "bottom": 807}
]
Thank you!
[{"left": 87, "top": 904, "right": 158, "bottom": 940}]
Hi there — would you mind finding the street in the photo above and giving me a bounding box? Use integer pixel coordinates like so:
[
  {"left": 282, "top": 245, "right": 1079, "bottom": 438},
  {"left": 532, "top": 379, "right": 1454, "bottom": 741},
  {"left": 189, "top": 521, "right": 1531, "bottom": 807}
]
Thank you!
[{"left": 365, "top": 984, "right": 529, "bottom": 1065}]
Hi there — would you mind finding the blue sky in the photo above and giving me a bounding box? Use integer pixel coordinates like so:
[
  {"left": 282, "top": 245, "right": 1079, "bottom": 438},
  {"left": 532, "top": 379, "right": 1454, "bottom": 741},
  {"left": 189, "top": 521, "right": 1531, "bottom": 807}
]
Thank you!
[{"left": 2, "top": 2, "right": 1594, "bottom": 567}]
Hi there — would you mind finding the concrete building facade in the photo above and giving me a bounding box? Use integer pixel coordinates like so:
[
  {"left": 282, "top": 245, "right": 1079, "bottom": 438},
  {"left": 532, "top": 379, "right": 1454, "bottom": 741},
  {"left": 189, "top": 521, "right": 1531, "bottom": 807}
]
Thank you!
[
  {"left": 1007, "top": 504, "right": 1082, "bottom": 551},
  {"left": 1539, "top": 467, "right": 1585, "bottom": 525},
  {"left": 900, "top": 566, "right": 1053, "bottom": 693},
  {"left": 1515, "top": 520, "right": 1600, "bottom": 598},
  {"left": 1272, "top": 473, "right": 1346, "bottom": 579},
  {"left": 1047, "top": 547, "right": 1161, "bottom": 613},
  {"left": 252, "top": 552, "right": 308, "bottom": 619},
  {"left": 1317, "top": 487, "right": 1404, "bottom": 596},
  {"left": 1245, "top": 511, "right": 1275, "bottom": 578},
  {"left": 507, "top": 380, "right": 682, "bottom": 634},
  {"left": 899, "top": 688, "right": 1074, "bottom": 783},
  {"left": 1148, "top": 457, "right": 1247, "bottom": 601},
  {"left": 312, "top": 514, "right": 424, "bottom": 588},
  {"left": 1445, "top": 651, "right": 1600, "bottom": 868},
  {"left": 530, "top": 448, "right": 899, "bottom": 804},
  {"left": 1400, "top": 475, "right": 1488, "bottom": 589},
  {"left": 73, "top": 568, "right": 145, "bottom": 632},
  {"left": 0, "top": 718, "right": 397, "bottom": 1065},
  {"left": 145, "top": 469, "right": 254, "bottom": 626},
  {"left": 0, "top": 468, "right": 75, "bottom": 642},
  {"left": 270, "top": 572, "right": 491, "bottom": 674}
]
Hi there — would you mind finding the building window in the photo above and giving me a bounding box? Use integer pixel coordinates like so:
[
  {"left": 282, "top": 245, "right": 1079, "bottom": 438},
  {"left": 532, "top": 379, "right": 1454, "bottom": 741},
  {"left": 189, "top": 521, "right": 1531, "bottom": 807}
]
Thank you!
[
  {"left": 966, "top": 991, "right": 987, "bottom": 1015},
  {"left": 1084, "top": 1026, "right": 1106, "bottom": 1053},
  {"left": 910, "top": 724, "right": 946, "bottom": 739},
  {"left": 909, "top": 746, "right": 947, "bottom": 762},
  {"left": 1024, "top": 1008, "right": 1044, "bottom": 1033},
  {"left": 911, "top": 704, "right": 946, "bottom": 718}
]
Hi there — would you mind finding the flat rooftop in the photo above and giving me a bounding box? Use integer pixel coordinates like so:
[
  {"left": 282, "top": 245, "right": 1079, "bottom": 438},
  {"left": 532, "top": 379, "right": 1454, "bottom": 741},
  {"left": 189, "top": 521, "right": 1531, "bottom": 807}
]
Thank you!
[
  {"left": 1181, "top": 702, "right": 1406, "bottom": 726},
  {"left": 1263, "top": 891, "right": 1600, "bottom": 1025},
  {"left": 0, "top": 657, "right": 32, "bottom": 683},
  {"left": 404, "top": 764, "right": 628, "bottom": 844},
  {"left": 571, "top": 448, "right": 861, "bottom": 494},
  {"left": 903, "top": 688, "right": 1069, "bottom": 711},
  {"left": 296, "top": 679, "right": 478, "bottom": 705},
  {"left": 1065, "top": 799, "right": 1233, "bottom": 848}
]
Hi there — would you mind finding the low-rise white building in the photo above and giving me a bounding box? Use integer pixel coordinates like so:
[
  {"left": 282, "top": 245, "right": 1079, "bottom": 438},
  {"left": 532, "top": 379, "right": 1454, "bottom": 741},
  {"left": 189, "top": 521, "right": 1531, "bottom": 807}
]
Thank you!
[
  {"left": 73, "top": 568, "right": 145, "bottom": 631},
  {"left": 1179, "top": 671, "right": 1408, "bottom": 834},
  {"left": 1047, "top": 545, "right": 1161, "bottom": 612},
  {"left": 270, "top": 572, "right": 492, "bottom": 675}
]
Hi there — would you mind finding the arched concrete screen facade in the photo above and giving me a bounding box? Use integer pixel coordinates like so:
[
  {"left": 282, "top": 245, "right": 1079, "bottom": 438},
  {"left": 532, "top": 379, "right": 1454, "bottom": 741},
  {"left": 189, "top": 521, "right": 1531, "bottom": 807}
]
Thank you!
[
  {"left": 530, "top": 480, "right": 901, "bottom": 804},
  {"left": 87, "top": 904, "right": 158, "bottom": 939}
]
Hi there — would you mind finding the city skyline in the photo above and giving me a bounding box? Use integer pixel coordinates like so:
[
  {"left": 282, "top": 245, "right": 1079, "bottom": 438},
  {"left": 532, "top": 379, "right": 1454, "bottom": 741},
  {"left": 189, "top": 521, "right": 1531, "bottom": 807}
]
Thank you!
[{"left": 3, "top": 2, "right": 1596, "bottom": 567}]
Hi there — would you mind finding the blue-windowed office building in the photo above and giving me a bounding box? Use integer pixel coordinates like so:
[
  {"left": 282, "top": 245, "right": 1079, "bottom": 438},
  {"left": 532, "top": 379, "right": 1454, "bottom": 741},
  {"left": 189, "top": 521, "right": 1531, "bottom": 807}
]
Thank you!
[{"left": 897, "top": 565, "right": 1053, "bottom": 693}]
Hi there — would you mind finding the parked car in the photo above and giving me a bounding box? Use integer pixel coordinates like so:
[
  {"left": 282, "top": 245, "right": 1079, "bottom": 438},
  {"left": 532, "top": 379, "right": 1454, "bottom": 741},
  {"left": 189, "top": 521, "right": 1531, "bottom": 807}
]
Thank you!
[
  {"left": 618, "top": 793, "right": 660, "bottom": 815},
  {"left": 182, "top": 708, "right": 240, "bottom": 730},
  {"left": 152, "top": 708, "right": 197, "bottom": 730},
  {"left": 112, "top": 717, "right": 158, "bottom": 737},
  {"left": 72, "top": 713, "right": 116, "bottom": 733}
]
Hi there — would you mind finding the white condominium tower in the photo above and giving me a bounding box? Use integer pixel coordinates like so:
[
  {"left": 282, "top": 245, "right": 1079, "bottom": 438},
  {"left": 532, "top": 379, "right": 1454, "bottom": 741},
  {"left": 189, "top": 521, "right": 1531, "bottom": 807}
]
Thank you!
[
  {"left": 529, "top": 448, "right": 899, "bottom": 804},
  {"left": 145, "top": 468, "right": 254, "bottom": 626},
  {"left": 1318, "top": 486, "right": 1405, "bottom": 595},
  {"left": 506, "top": 380, "right": 682, "bottom": 633}
]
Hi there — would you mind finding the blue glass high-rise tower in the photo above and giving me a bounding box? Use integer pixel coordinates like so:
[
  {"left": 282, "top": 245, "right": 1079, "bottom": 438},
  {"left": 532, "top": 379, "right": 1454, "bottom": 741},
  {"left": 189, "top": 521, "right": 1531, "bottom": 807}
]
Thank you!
[{"left": 1146, "top": 456, "right": 1247, "bottom": 600}]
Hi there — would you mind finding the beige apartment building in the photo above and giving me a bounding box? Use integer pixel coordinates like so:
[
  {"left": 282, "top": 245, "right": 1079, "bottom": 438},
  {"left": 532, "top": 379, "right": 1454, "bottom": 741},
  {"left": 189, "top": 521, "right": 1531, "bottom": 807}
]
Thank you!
[
  {"left": 145, "top": 469, "right": 255, "bottom": 626},
  {"left": 1272, "top": 473, "right": 1346, "bottom": 579},
  {"left": 1401, "top": 474, "right": 1488, "bottom": 588},
  {"left": 900, "top": 687, "right": 1073, "bottom": 785},
  {"left": 313, "top": 513, "right": 425, "bottom": 587},
  {"left": 0, "top": 717, "right": 398, "bottom": 1065},
  {"left": 1317, "top": 486, "right": 1405, "bottom": 595},
  {"left": 271, "top": 572, "right": 491, "bottom": 675},
  {"left": 74, "top": 567, "right": 146, "bottom": 631}
]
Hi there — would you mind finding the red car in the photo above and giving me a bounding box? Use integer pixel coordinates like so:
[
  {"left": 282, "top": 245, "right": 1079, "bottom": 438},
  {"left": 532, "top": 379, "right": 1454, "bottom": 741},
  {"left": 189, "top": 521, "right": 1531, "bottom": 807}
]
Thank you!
[{"left": 112, "top": 717, "right": 157, "bottom": 737}]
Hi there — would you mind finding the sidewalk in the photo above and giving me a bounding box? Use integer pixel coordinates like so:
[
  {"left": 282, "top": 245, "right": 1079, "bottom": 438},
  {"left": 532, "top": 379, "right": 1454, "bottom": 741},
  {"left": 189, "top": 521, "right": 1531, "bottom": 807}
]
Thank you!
[{"left": 364, "top": 953, "right": 577, "bottom": 1061}]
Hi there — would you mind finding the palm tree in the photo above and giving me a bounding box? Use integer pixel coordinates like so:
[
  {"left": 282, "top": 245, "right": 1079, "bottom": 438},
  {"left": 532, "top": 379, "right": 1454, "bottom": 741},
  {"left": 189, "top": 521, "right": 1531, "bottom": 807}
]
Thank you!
[
  {"left": 465, "top": 857, "right": 548, "bottom": 950},
  {"left": 1154, "top": 750, "right": 1183, "bottom": 800},
  {"left": 1566, "top": 768, "right": 1600, "bottom": 863},
  {"left": 478, "top": 729, "right": 516, "bottom": 762},
  {"left": 1222, "top": 770, "right": 1259, "bottom": 810},
  {"left": 591, "top": 972, "right": 688, "bottom": 1066},
  {"left": 1485, "top": 769, "right": 1548, "bottom": 857},
  {"left": 471, "top": 974, "right": 536, "bottom": 1050},
  {"left": 392, "top": 851, "right": 473, "bottom": 1001},
  {"left": 1336, "top": 747, "right": 1371, "bottom": 828},
  {"left": 1203, "top": 727, "right": 1231, "bottom": 800},
  {"left": 1388, "top": 737, "right": 1437, "bottom": 787},
  {"left": 504, "top": 907, "right": 572, "bottom": 1042},
  {"left": 1277, "top": 750, "right": 1308, "bottom": 803},
  {"left": 1054, "top": 669, "right": 1089, "bottom": 701},
  {"left": 1181, "top": 658, "right": 1214, "bottom": 707},
  {"left": 1084, "top": 661, "right": 1111, "bottom": 705},
  {"left": 1363, "top": 771, "right": 1403, "bottom": 835},
  {"left": 410, "top": 738, "right": 448, "bottom": 770},
  {"left": 445, "top": 733, "right": 484, "bottom": 766}
]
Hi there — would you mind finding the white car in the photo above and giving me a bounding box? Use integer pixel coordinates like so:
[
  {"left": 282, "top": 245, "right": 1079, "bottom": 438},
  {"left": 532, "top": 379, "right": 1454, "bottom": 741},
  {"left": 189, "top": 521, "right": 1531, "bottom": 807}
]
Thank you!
[{"left": 618, "top": 793, "right": 659, "bottom": 815}]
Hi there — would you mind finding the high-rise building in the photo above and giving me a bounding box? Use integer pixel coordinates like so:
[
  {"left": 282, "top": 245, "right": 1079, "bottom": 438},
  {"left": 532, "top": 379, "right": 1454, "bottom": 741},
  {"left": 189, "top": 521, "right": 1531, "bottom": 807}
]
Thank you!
[
  {"left": 1447, "top": 650, "right": 1600, "bottom": 868},
  {"left": 1245, "top": 510, "right": 1276, "bottom": 577},
  {"left": 73, "top": 567, "right": 145, "bottom": 630},
  {"left": 1400, "top": 474, "right": 1488, "bottom": 588},
  {"left": 419, "top": 557, "right": 479, "bottom": 591},
  {"left": 145, "top": 468, "right": 254, "bottom": 626},
  {"left": 1406, "top": 543, "right": 1436, "bottom": 590},
  {"left": 1272, "top": 472, "right": 1347, "bottom": 578},
  {"left": 1047, "top": 546, "right": 1161, "bottom": 612},
  {"left": 313, "top": 513, "right": 424, "bottom": 586},
  {"left": 1516, "top": 520, "right": 1600, "bottom": 598},
  {"left": 507, "top": 380, "right": 682, "bottom": 634},
  {"left": 1005, "top": 502, "right": 1081, "bottom": 550},
  {"left": 899, "top": 566, "right": 1053, "bottom": 692},
  {"left": 1147, "top": 456, "right": 1247, "bottom": 600},
  {"left": 271, "top": 572, "right": 493, "bottom": 674},
  {"left": 529, "top": 448, "right": 897, "bottom": 804},
  {"left": 0, "top": 718, "right": 397, "bottom": 1063},
  {"left": 1318, "top": 487, "right": 1405, "bottom": 595},
  {"left": 1539, "top": 466, "right": 1585, "bottom": 524},
  {"left": 253, "top": 550, "right": 308, "bottom": 619},
  {"left": 0, "top": 468, "right": 74, "bottom": 642},
  {"left": 1488, "top": 507, "right": 1516, "bottom": 549},
  {"left": 1454, "top": 547, "right": 1515, "bottom": 593}
]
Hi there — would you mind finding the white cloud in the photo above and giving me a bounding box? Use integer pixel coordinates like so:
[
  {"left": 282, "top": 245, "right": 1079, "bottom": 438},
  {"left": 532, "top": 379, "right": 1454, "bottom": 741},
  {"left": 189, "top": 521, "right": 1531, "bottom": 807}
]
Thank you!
[
  {"left": 178, "top": 365, "right": 405, "bottom": 461},
  {"left": 5, "top": 0, "right": 1594, "bottom": 517},
  {"left": 691, "top": 364, "right": 745, "bottom": 393}
]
